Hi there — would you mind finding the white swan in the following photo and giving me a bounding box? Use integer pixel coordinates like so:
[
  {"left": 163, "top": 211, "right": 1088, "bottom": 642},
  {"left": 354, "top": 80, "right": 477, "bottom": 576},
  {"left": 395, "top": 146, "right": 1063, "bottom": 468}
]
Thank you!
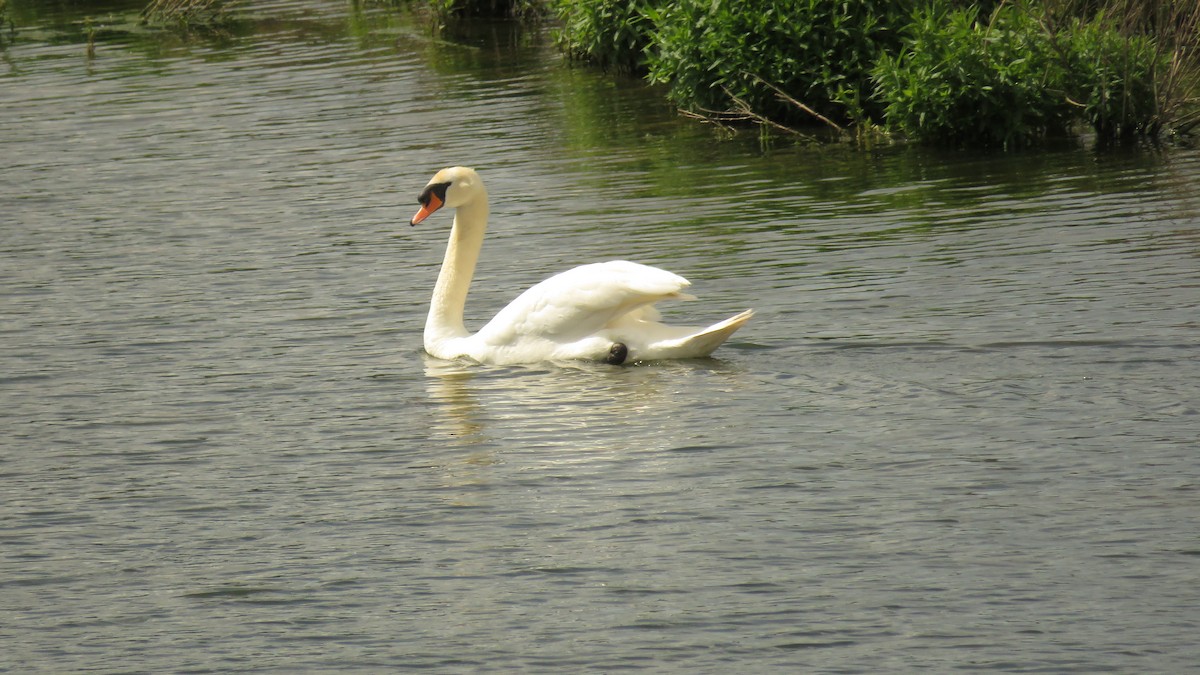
[{"left": 410, "top": 166, "right": 753, "bottom": 365}]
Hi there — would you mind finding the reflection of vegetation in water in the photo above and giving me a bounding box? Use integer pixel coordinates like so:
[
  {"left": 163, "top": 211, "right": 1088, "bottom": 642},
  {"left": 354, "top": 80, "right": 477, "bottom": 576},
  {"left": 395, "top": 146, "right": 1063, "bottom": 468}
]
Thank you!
[
  {"left": 427, "top": 0, "right": 546, "bottom": 24},
  {"left": 5, "top": 0, "right": 244, "bottom": 58},
  {"left": 2, "top": 0, "right": 13, "bottom": 45},
  {"left": 141, "top": 0, "right": 233, "bottom": 27},
  {"left": 369, "top": 0, "right": 545, "bottom": 29},
  {"left": 6, "top": 0, "right": 422, "bottom": 62}
]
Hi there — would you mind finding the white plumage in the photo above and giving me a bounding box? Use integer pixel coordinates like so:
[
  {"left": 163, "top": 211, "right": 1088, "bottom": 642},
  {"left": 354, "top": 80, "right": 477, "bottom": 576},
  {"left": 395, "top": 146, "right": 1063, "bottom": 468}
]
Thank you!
[{"left": 410, "top": 167, "right": 753, "bottom": 365}]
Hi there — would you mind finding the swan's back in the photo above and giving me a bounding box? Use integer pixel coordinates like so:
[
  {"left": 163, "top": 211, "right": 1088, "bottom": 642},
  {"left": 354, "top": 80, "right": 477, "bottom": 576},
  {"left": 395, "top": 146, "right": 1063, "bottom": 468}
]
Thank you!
[{"left": 476, "top": 261, "right": 691, "bottom": 344}]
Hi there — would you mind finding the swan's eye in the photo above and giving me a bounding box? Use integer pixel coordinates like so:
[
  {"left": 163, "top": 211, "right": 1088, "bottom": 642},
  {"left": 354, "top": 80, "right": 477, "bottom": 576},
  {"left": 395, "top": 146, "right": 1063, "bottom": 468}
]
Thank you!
[{"left": 418, "top": 182, "right": 450, "bottom": 207}]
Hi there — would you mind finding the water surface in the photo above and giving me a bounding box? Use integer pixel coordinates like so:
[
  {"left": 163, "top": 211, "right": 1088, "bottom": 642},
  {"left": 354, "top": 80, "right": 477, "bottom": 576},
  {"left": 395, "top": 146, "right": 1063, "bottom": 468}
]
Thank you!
[{"left": 2, "top": 2, "right": 1199, "bottom": 672}]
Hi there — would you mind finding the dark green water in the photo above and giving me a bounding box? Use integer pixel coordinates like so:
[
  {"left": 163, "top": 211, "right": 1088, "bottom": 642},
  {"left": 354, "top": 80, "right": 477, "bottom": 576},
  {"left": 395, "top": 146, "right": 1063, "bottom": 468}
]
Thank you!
[{"left": 3, "top": 2, "right": 1199, "bottom": 671}]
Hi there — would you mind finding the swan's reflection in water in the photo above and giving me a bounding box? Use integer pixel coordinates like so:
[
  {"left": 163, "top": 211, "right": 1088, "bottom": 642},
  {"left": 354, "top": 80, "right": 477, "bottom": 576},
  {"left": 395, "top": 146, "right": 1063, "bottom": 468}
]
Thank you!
[{"left": 422, "top": 355, "right": 751, "bottom": 467}]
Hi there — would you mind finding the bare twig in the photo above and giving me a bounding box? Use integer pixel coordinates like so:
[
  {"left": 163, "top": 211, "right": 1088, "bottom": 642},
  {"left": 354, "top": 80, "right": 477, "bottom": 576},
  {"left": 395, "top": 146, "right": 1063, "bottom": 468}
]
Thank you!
[
  {"left": 678, "top": 107, "right": 742, "bottom": 136},
  {"left": 723, "top": 87, "right": 822, "bottom": 141},
  {"left": 747, "top": 74, "right": 846, "bottom": 133}
]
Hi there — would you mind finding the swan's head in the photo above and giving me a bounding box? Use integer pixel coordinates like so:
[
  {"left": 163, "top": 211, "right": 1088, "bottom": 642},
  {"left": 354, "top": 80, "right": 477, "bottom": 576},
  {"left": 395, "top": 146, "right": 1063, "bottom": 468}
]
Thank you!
[{"left": 410, "top": 166, "right": 485, "bottom": 226}]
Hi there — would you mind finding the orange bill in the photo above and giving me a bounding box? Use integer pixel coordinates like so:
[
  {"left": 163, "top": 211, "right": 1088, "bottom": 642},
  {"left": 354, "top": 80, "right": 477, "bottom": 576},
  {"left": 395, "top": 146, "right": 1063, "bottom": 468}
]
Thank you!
[{"left": 410, "top": 192, "right": 443, "bottom": 225}]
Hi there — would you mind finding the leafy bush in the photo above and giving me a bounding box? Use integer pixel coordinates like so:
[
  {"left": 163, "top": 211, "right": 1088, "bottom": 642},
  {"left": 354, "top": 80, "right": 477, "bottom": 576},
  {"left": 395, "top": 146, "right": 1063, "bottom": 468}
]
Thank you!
[
  {"left": 550, "top": 0, "right": 1198, "bottom": 144},
  {"left": 645, "top": 0, "right": 904, "bottom": 127},
  {"left": 872, "top": 3, "right": 1077, "bottom": 147},
  {"left": 1063, "top": 14, "right": 1167, "bottom": 138},
  {"left": 1028, "top": 0, "right": 1183, "bottom": 138},
  {"left": 552, "top": 0, "right": 655, "bottom": 72}
]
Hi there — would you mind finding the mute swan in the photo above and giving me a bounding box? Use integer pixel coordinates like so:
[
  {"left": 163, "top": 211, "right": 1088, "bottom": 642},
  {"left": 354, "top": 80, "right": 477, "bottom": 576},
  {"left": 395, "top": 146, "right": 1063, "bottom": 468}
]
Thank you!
[{"left": 410, "top": 166, "right": 753, "bottom": 365}]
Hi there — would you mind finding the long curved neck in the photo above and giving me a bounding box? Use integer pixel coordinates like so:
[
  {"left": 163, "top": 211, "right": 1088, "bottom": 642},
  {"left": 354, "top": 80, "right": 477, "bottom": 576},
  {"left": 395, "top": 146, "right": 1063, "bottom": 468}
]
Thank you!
[{"left": 425, "top": 197, "right": 489, "bottom": 346}]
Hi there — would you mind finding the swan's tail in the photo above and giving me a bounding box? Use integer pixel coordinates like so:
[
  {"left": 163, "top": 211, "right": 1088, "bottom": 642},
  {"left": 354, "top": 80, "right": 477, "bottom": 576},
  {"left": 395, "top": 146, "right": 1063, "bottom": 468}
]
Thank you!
[{"left": 642, "top": 309, "right": 754, "bottom": 360}]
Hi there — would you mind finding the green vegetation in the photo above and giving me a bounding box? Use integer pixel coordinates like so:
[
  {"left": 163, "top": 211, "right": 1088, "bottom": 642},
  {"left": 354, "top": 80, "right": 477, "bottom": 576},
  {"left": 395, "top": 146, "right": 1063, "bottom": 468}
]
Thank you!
[
  {"left": 1062, "top": 13, "right": 1166, "bottom": 139},
  {"left": 554, "top": 0, "right": 652, "bottom": 71},
  {"left": 874, "top": 1, "right": 1188, "bottom": 144},
  {"left": 552, "top": 0, "right": 1200, "bottom": 146},
  {"left": 645, "top": 0, "right": 902, "bottom": 129},
  {"left": 872, "top": 3, "right": 1079, "bottom": 146},
  {"left": 1056, "top": 0, "right": 1200, "bottom": 138},
  {"left": 15, "top": 0, "right": 1195, "bottom": 147}
]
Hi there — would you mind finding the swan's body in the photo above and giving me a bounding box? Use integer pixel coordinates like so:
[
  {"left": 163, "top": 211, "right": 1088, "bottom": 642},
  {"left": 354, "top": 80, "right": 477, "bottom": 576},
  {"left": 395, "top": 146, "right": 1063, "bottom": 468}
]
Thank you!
[{"left": 411, "top": 167, "right": 753, "bottom": 365}]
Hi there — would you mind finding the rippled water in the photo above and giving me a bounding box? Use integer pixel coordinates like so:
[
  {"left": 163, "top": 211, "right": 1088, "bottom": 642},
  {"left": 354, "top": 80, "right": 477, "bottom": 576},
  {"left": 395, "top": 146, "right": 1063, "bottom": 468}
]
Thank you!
[{"left": 3, "top": 2, "right": 1199, "bottom": 671}]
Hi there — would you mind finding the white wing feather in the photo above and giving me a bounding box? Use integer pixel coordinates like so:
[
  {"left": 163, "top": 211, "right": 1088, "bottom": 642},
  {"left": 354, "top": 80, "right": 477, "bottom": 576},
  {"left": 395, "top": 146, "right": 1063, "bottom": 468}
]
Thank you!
[{"left": 474, "top": 261, "right": 691, "bottom": 346}]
